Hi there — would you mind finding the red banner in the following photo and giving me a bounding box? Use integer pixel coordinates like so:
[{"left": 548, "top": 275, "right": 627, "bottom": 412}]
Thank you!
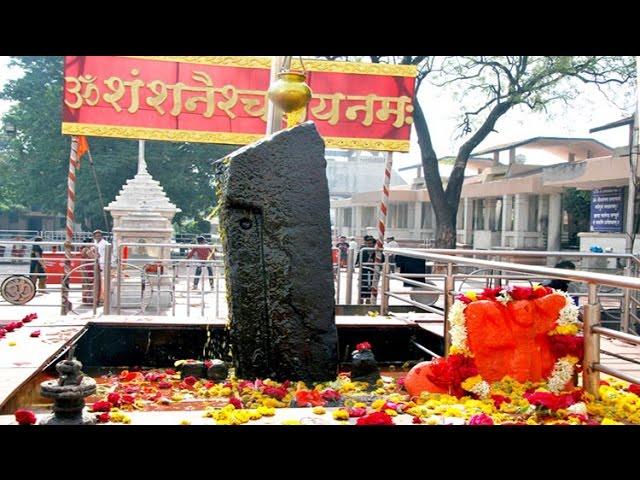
[{"left": 61, "top": 56, "right": 416, "bottom": 152}]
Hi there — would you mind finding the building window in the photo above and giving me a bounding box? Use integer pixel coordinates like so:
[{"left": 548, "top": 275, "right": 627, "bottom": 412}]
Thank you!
[
  {"left": 389, "top": 203, "right": 409, "bottom": 229},
  {"left": 422, "top": 202, "right": 433, "bottom": 229},
  {"left": 361, "top": 207, "right": 376, "bottom": 228},
  {"left": 343, "top": 208, "right": 352, "bottom": 227}
]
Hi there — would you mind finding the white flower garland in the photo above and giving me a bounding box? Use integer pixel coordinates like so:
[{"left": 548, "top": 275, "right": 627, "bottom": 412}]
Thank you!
[
  {"left": 469, "top": 380, "right": 491, "bottom": 399},
  {"left": 547, "top": 356, "right": 578, "bottom": 394},
  {"left": 448, "top": 300, "right": 469, "bottom": 352},
  {"left": 553, "top": 289, "right": 580, "bottom": 328}
]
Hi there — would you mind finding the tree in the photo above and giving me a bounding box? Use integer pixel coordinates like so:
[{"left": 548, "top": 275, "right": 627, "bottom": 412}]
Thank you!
[
  {"left": 0, "top": 56, "right": 234, "bottom": 231},
  {"left": 325, "top": 56, "right": 636, "bottom": 248}
]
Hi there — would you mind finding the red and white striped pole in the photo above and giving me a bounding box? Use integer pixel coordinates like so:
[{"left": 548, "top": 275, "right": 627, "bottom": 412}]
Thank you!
[
  {"left": 370, "top": 151, "right": 393, "bottom": 302},
  {"left": 61, "top": 136, "right": 79, "bottom": 315}
]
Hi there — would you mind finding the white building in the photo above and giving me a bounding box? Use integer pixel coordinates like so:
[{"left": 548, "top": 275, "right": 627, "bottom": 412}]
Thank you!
[{"left": 332, "top": 136, "right": 639, "bottom": 253}]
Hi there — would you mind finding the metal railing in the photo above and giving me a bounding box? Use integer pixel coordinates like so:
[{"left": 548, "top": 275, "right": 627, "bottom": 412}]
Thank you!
[
  {"left": 382, "top": 247, "right": 640, "bottom": 397},
  {"left": 110, "top": 242, "right": 225, "bottom": 318},
  {"left": 0, "top": 240, "right": 104, "bottom": 315}
]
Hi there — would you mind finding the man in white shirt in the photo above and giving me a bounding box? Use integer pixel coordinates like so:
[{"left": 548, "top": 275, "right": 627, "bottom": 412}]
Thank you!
[{"left": 385, "top": 236, "right": 399, "bottom": 272}]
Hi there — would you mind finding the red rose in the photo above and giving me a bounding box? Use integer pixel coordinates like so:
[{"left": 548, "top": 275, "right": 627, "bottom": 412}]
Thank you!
[
  {"left": 627, "top": 384, "right": 640, "bottom": 396},
  {"left": 91, "top": 401, "right": 113, "bottom": 412},
  {"left": 509, "top": 286, "right": 534, "bottom": 301},
  {"left": 356, "top": 411, "right": 394, "bottom": 426},
  {"left": 356, "top": 342, "right": 372, "bottom": 351},
  {"left": 107, "top": 392, "right": 121, "bottom": 406},
  {"left": 480, "top": 287, "right": 502, "bottom": 300},
  {"left": 96, "top": 412, "right": 110, "bottom": 423},
  {"left": 158, "top": 381, "right": 172, "bottom": 389},
  {"left": 165, "top": 368, "right": 176, "bottom": 375},
  {"left": 469, "top": 413, "right": 494, "bottom": 425},
  {"left": 524, "top": 391, "right": 579, "bottom": 410},
  {"left": 21, "top": 313, "right": 37, "bottom": 323},
  {"left": 228, "top": 396, "right": 243, "bottom": 409},
  {"left": 532, "top": 286, "right": 552, "bottom": 298},
  {"left": 348, "top": 407, "right": 367, "bottom": 417},
  {"left": 412, "top": 416, "right": 423, "bottom": 424},
  {"left": 491, "top": 394, "right": 511, "bottom": 408},
  {"left": 549, "top": 335, "right": 584, "bottom": 361},
  {"left": 295, "top": 389, "right": 325, "bottom": 407},
  {"left": 0, "top": 329, "right": 6, "bottom": 338},
  {"left": 183, "top": 376, "right": 198, "bottom": 386},
  {"left": 321, "top": 388, "right": 341, "bottom": 402},
  {"left": 5, "top": 322, "right": 18, "bottom": 332},
  {"left": 263, "top": 385, "right": 287, "bottom": 400},
  {"left": 30, "top": 330, "right": 41, "bottom": 338},
  {"left": 121, "top": 394, "right": 135, "bottom": 405},
  {"left": 15, "top": 409, "right": 37, "bottom": 425}
]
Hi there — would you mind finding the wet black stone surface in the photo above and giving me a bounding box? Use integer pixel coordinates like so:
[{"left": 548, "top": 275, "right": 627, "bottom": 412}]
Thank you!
[{"left": 216, "top": 122, "right": 338, "bottom": 382}]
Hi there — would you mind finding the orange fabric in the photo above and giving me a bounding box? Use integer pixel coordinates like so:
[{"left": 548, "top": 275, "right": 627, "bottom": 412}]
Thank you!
[
  {"left": 465, "top": 294, "right": 566, "bottom": 382},
  {"left": 76, "top": 135, "right": 89, "bottom": 169},
  {"left": 404, "top": 361, "right": 448, "bottom": 397}
]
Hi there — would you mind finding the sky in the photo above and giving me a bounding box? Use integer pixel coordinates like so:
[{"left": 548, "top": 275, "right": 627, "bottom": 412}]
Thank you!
[{"left": 0, "top": 56, "right": 635, "bottom": 183}]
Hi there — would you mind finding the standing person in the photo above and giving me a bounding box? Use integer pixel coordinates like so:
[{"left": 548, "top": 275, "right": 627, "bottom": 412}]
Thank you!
[
  {"left": 336, "top": 235, "right": 350, "bottom": 268},
  {"left": 80, "top": 238, "right": 97, "bottom": 305},
  {"left": 93, "top": 230, "right": 109, "bottom": 305},
  {"left": 187, "top": 236, "right": 215, "bottom": 290},
  {"left": 357, "top": 236, "right": 383, "bottom": 304},
  {"left": 30, "top": 236, "right": 46, "bottom": 292}
]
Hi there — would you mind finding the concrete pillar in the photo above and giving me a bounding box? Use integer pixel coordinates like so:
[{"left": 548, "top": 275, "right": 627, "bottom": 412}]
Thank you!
[
  {"left": 501, "top": 194, "right": 512, "bottom": 247},
  {"left": 537, "top": 194, "right": 546, "bottom": 248},
  {"left": 485, "top": 197, "right": 497, "bottom": 232},
  {"left": 353, "top": 206, "right": 362, "bottom": 238},
  {"left": 414, "top": 201, "right": 422, "bottom": 239},
  {"left": 568, "top": 152, "right": 576, "bottom": 163},
  {"left": 493, "top": 151, "right": 500, "bottom": 166},
  {"left": 513, "top": 194, "right": 530, "bottom": 248},
  {"left": 463, "top": 198, "right": 473, "bottom": 244},
  {"left": 548, "top": 193, "right": 562, "bottom": 252},
  {"left": 509, "top": 148, "right": 516, "bottom": 166}
]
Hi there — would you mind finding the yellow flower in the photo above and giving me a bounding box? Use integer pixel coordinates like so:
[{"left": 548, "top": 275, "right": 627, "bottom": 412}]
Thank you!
[
  {"left": 281, "top": 419, "right": 302, "bottom": 425},
  {"left": 219, "top": 387, "right": 232, "bottom": 396},
  {"left": 601, "top": 418, "right": 624, "bottom": 425},
  {"left": 461, "top": 375, "right": 483, "bottom": 391},
  {"left": 179, "top": 419, "right": 191, "bottom": 425},
  {"left": 550, "top": 324, "right": 579, "bottom": 336},
  {"left": 333, "top": 409, "right": 350, "bottom": 421},
  {"left": 385, "top": 409, "right": 398, "bottom": 417},
  {"left": 8, "top": 341, "right": 16, "bottom": 346},
  {"left": 257, "top": 406, "right": 276, "bottom": 416},
  {"left": 371, "top": 399, "right": 386, "bottom": 410},
  {"left": 312, "top": 406, "right": 326, "bottom": 415},
  {"left": 171, "top": 393, "right": 184, "bottom": 402},
  {"left": 465, "top": 290, "right": 478, "bottom": 301}
]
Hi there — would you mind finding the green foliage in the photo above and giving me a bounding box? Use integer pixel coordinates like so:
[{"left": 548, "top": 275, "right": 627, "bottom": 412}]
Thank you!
[{"left": 0, "top": 56, "right": 234, "bottom": 231}]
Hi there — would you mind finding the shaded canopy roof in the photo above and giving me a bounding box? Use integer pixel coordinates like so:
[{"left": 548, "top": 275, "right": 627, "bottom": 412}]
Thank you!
[{"left": 472, "top": 137, "right": 613, "bottom": 158}]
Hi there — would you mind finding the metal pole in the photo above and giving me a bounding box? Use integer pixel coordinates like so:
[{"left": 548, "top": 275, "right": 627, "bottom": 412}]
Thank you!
[
  {"left": 172, "top": 263, "right": 177, "bottom": 317},
  {"left": 357, "top": 249, "right": 364, "bottom": 305},
  {"left": 266, "top": 56, "right": 292, "bottom": 135},
  {"left": 215, "top": 264, "right": 220, "bottom": 318},
  {"left": 622, "top": 263, "right": 632, "bottom": 332},
  {"left": 201, "top": 262, "right": 206, "bottom": 317},
  {"left": 443, "top": 262, "right": 454, "bottom": 356},
  {"left": 62, "top": 136, "right": 79, "bottom": 315},
  {"left": 371, "top": 151, "right": 393, "bottom": 302},
  {"left": 92, "top": 257, "right": 99, "bottom": 315},
  {"left": 583, "top": 282, "right": 601, "bottom": 398},
  {"left": 335, "top": 252, "right": 341, "bottom": 304},
  {"left": 186, "top": 262, "right": 191, "bottom": 317},
  {"left": 116, "top": 245, "right": 122, "bottom": 315},
  {"left": 380, "top": 254, "right": 390, "bottom": 315},
  {"left": 156, "top": 269, "right": 161, "bottom": 315},
  {"left": 346, "top": 248, "right": 354, "bottom": 304},
  {"left": 103, "top": 243, "right": 111, "bottom": 314}
]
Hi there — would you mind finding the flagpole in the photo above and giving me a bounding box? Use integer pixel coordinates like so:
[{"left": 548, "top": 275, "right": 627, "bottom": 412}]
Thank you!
[{"left": 61, "top": 136, "right": 79, "bottom": 315}]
